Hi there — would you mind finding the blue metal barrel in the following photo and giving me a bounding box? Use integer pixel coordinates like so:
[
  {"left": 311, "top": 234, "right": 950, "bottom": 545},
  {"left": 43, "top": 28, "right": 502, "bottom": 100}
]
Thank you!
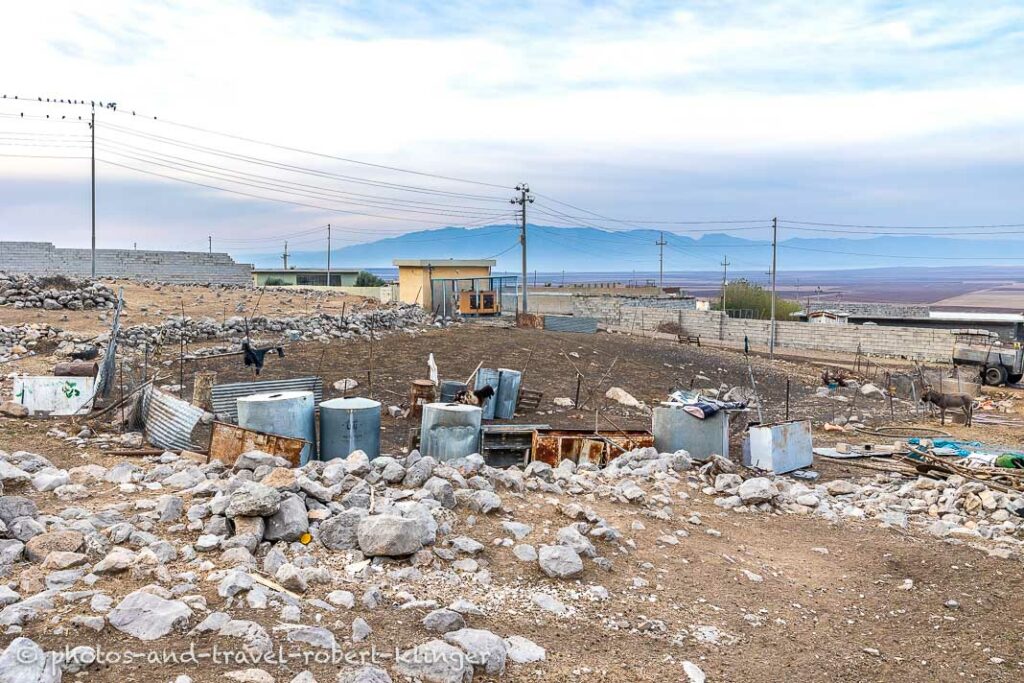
[
  {"left": 237, "top": 390, "right": 317, "bottom": 465},
  {"left": 474, "top": 368, "right": 500, "bottom": 419},
  {"left": 494, "top": 368, "right": 522, "bottom": 419},
  {"left": 319, "top": 397, "right": 381, "bottom": 460}
]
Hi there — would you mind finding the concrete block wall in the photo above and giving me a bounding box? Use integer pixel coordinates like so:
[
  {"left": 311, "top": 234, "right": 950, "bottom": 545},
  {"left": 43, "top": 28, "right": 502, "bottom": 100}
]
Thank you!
[
  {"left": 572, "top": 294, "right": 696, "bottom": 318},
  {"left": 602, "top": 306, "right": 956, "bottom": 362},
  {"left": 0, "top": 241, "right": 253, "bottom": 286}
]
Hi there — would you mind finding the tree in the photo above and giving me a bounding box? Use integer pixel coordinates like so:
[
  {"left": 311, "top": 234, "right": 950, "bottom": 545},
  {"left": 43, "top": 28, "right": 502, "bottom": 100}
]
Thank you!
[
  {"left": 355, "top": 271, "right": 386, "bottom": 287},
  {"left": 713, "top": 279, "right": 800, "bottom": 320}
]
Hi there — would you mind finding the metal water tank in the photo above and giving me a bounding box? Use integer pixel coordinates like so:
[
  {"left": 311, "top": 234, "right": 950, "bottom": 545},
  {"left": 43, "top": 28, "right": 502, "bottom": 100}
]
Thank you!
[
  {"left": 319, "top": 397, "right": 381, "bottom": 460},
  {"left": 652, "top": 405, "right": 729, "bottom": 461},
  {"left": 420, "top": 403, "right": 482, "bottom": 462},
  {"left": 237, "top": 390, "right": 317, "bottom": 465},
  {"left": 494, "top": 368, "right": 522, "bottom": 419},
  {"left": 438, "top": 380, "right": 467, "bottom": 403},
  {"left": 474, "top": 368, "right": 500, "bottom": 419}
]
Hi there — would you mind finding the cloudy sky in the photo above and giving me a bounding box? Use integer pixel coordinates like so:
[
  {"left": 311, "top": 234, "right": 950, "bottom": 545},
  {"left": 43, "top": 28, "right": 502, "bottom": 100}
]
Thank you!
[{"left": 2, "top": 0, "right": 1024, "bottom": 261}]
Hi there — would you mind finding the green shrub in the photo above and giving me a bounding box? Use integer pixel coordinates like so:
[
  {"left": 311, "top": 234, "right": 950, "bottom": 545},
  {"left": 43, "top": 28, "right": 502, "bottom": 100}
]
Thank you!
[
  {"left": 713, "top": 279, "right": 800, "bottom": 320},
  {"left": 355, "top": 271, "right": 386, "bottom": 287}
]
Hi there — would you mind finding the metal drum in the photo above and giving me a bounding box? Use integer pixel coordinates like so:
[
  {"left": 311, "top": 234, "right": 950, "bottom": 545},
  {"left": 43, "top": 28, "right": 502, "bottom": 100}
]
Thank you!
[
  {"left": 494, "top": 368, "right": 522, "bottom": 419},
  {"left": 420, "top": 403, "right": 482, "bottom": 462},
  {"left": 474, "top": 368, "right": 500, "bottom": 419},
  {"left": 319, "top": 397, "right": 381, "bottom": 460},
  {"left": 237, "top": 390, "right": 316, "bottom": 465},
  {"left": 652, "top": 405, "right": 729, "bottom": 461},
  {"left": 438, "top": 380, "right": 467, "bottom": 403}
]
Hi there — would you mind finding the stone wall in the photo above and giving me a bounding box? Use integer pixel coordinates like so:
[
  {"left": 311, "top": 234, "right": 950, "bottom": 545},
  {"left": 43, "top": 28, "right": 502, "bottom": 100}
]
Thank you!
[
  {"left": 805, "top": 301, "right": 930, "bottom": 319},
  {"left": 0, "top": 241, "right": 253, "bottom": 286},
  {"left": 602, "top": 306, "right": 956, "bottom": 362}
]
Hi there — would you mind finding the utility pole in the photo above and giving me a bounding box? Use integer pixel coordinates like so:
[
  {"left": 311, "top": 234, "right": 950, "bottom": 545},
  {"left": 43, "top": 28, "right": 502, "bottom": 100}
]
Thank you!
[
  {"left": 282, "top": 241, "right": 289, "bottom": 269},
  {"left": 510, "top": 183, "right": 533, "bottom": 313},
  {"left": 90, "top": 104, "right": 96, "bottom": 278},
  {"left": 326, "top": 224, "right": 331, "bottom": 287},
  {"left": 720, "top": 255, "right": 730, "bottom": 310},
  {"left": 770, "top": 216, "right": 778, "bottom": 358},
  {"left": 656, "top": 231, "right": 667, "bottom": 288},
  {"left": 208, "top": 236, "right": 212, "bottom": 254}
]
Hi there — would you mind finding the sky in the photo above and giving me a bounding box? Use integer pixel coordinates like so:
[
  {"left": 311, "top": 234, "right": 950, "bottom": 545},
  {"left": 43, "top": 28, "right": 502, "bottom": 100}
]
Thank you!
[{"left": 2, "top": 0, "right": 1024, "bottom": 265}]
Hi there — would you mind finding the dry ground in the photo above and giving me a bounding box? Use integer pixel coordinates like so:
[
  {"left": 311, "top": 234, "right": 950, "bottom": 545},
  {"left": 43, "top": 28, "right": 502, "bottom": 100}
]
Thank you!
[
  {"left": 2, "top": 314, "right": 1024, "bottom": 681},
  {"left": 0, "top": 279, "right": 366, "bottom": 337}
]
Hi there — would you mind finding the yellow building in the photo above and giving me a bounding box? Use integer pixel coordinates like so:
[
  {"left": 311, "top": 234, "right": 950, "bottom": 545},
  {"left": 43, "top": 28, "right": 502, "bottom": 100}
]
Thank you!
[{"left": 393, "top": 259, "right": 495, "bottom": 310}]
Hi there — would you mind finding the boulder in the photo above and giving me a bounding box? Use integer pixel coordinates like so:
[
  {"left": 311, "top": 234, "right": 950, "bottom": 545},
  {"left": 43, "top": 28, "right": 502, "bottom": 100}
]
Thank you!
[
  {"left": 225, "top": 482, "right": 282, "bottom": 518},
  {"left": 737, "top": 477, "right": 779, "bottom": 505},
  {"left": 24, "top": 530, "right": 84, "bottom": 562},
  {"left": 395, "top": 640, "right": 473, "bottom": 683},
  {"left": 263, "top": 494, "right": 308, "bottom": 542},
  {"left": 537, "top": 545, "right": 584, "bottom": 579},
  {"left": 319, "top": 509, "right": 367, "bottom": 550},
  {"left": 504, "top": 635, "right": 546, "bottom": 664},
  {"left": 443, "top": 628, "right": 507, "bottom": 676},
  {"left": 108, "top": 589, "right": 192, "bottom": 640},
  {"left": 357, "top": 515, "right": 424, "bottom": 557},
  {"left": 0, "top": 637, "right": 61, "bottom": 683}
]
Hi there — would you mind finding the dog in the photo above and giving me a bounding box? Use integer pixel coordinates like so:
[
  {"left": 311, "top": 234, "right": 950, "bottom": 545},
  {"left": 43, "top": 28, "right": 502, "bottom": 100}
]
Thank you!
[
  {"left": 920, "top": 387, "right": 973, "bottom": 426},
  {"left": 455, "top": 385, "right": 495, "bottom": 407}
]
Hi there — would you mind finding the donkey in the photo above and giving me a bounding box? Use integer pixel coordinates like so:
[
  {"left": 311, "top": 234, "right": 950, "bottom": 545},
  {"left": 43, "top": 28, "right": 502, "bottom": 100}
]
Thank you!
[{"left": 920, "top": 387, "right": 973, "bottom": 426}]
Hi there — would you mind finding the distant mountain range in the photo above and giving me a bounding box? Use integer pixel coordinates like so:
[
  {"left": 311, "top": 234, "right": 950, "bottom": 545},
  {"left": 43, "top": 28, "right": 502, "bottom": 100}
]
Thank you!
[{"left": 235, "top": 224, "right": 1024, "bottom": 273}]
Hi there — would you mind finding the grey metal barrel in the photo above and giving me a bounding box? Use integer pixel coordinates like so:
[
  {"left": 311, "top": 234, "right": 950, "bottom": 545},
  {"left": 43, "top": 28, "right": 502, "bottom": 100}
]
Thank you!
[
  {"left": 319, "top": 397, "right": 381, "bottom": 460},
  {"left": 420, "top": 403, "right": 482, "bottom": 462},
  {"left": 237, "top": 390, "right": 317, "bottom": 465},
  {"left": 652, "top": 405, "right": 729, "bottom": 461},
  {"left": 494, "top": 368, "right": 522, "bottom": 419},
  {"left": 474, "top": 368, "right": 500, "bottom": 419},
  {"left": 438, "top": 380, "right": 467, "bottom": 403}
]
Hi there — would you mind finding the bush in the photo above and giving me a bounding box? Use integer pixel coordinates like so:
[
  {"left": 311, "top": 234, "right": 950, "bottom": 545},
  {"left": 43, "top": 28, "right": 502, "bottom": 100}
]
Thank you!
[
  {"left": 355, "top": 271, "right": 386, "bottom": 287},
  {"left": 264, "top": 277, "right": 287, "bottom": 286},
  {"left": 713, "top": 279, "right": 800, "bottom": 320}
]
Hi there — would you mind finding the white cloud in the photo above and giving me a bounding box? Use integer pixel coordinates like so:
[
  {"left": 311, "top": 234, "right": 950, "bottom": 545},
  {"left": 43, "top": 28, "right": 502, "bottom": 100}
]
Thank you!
[{"left": 0, "top": 0, "right": 1023, "bottom": 249}]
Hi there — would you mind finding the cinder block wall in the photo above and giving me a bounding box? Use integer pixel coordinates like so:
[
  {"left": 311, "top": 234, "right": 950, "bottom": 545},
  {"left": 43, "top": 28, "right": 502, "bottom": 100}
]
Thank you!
[
  {"left": 0, "top": 241, "right": 253, "bottom": 286},
  {"left": 594, "top": 305, "right": 957, "bottom": 362}
]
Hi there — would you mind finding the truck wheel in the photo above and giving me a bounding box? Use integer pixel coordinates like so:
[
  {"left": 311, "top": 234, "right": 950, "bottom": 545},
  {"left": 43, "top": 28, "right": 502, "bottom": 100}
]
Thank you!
[
  {"left": 984, "top": 365, "right": 1008, "bottom": 386},
  {"left": 1008, "top": 373, "right": 1023, "bottom": 385}
]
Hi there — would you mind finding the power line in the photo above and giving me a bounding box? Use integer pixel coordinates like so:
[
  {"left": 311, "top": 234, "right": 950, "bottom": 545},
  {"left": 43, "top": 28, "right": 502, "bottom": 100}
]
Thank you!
[
  {"left": 780, "top": 244, "right": 1024, "bottom": 261},
  {"left": 780, "top": 219, "right": 1024, "bottom": 230},
  {"left": 2, "top": 93, "right": 510, "bottom": 190}
]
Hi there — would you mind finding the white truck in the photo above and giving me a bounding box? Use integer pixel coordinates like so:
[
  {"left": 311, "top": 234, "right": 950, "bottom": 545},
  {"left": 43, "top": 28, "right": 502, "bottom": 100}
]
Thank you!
[{"left": 950, "top": 329, "right": 1024, "bottom": 386}]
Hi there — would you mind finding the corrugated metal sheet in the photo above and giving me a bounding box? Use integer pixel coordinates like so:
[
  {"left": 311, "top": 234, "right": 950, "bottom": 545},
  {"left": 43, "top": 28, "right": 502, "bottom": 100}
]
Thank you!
[
  {"left": 211, "top": 377, "right": 322, "bottom": 422},
  {"left": 143, "top": 387, "right": 206, "bottom": 451},
  {"left": 543, "top": 315, "right": 598, "bottom": 333}
]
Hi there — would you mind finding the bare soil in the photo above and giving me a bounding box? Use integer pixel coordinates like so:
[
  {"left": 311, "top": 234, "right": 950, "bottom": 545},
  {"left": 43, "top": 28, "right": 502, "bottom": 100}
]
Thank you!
[{"left": 2, "top": 317, "right": 1023, "bottom": 681}]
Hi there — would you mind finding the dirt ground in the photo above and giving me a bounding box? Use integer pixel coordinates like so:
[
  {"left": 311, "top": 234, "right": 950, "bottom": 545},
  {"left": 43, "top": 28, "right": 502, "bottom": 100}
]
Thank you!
[
  {"left": 0, "top": 279, "right": 366, "bottom": 337},
  {"left": 1, "top": 411, "right": 1022, "bottom": 682},
  {"left": 2, "top": 317, "right": 1024, "bottom": 682}
]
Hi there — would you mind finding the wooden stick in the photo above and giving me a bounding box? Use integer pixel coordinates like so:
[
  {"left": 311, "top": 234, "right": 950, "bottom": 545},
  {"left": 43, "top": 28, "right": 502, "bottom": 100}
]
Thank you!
[
  {"left": 464, "top": 361, "right": 484, "bottom": 386},
  {"left": 252, "top": 573, "right": 301, "bottom": 600}
]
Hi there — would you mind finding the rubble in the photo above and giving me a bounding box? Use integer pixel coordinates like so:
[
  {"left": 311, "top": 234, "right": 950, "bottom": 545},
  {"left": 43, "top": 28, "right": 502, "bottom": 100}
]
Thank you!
[{"left": 0, "top": 272, "right": 117, "bottom": 310}]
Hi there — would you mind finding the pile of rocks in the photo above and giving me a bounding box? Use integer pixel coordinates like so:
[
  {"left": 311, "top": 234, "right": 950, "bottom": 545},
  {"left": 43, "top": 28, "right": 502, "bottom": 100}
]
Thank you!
[
  {"left": 0, "top": 323, "right": 66, "bottom": 362},
  {"left": 707, "top": 467, "right": 1024, "bottom": 558},
  {"left": 0, "top": 272, "right": 117, "bottom": 311},
  {"left": 116, "top": 304, "right": 427, "bottom": 348}
]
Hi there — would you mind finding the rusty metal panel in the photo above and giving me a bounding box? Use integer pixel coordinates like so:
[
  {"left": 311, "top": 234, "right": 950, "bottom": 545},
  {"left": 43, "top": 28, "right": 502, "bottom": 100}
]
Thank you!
[
  {"left": 142, "top": 387, "right": 205, "bottom": 451},
  {"left": 208, "top": 421, "right": 305, "bottom": 467},
  {"left": 531, "top": 429, "right": 653, "bottom": 467},
  {"left": 211, "top": 376, "right": 322, "bottom": 422}
]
